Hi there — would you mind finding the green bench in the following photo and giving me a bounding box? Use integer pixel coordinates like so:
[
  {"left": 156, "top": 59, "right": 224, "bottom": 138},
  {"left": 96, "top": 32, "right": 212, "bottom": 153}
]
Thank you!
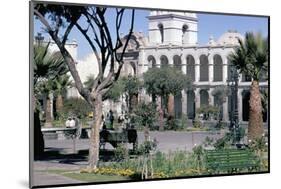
[{"left": 205, "top": 148, "right": 260, "bottom": 174}]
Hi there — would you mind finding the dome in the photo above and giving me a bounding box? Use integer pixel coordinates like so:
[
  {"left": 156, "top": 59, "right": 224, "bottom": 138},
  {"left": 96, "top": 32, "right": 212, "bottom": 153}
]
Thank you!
[{"left": 217, "top": 30, "right": 244, "bottom": 45}]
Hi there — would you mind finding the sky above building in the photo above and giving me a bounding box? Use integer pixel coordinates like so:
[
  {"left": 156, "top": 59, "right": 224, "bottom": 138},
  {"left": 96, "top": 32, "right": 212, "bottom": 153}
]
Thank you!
[{"left": 34, "top": 7, "right": 268, "bottom": 60}]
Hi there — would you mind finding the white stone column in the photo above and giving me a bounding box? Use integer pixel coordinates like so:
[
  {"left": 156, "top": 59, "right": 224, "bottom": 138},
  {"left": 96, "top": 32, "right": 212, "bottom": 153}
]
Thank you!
[
  {"left": 223, "top": 97, "right": 229, "bottom": 121},
  {"left": 209, "top": 56, "right": 214, "bottom": 82},
  {"left": 238, "top": 88, "right": 243, "bottom": 122},
  {"left": 156, "top": 55, "right": 161, "bottom": 68},
  {"left": 239, "top": 73, "right": 243, "bottom": 83},
  {"left": 209, "top": 88, "right": 214, "bottom": 106},
  {"left": 169, "top": 56, "right": 173, "bottom": 66},
  {"left": 181, "top": 56, "right": 186, "bottom": 74},
  {"left": 181, "top": 90, "right": 187, "bottom": 115},
  {"left": 195, "top": 88, "right": 200, "bottom": 110},
  {"left": 195, "top": 57, "right": 200, "bottom": 82},
  {"left": 223, "top": 58, "right": 228, "bottom": 83},
  {"left": 138, "top": 48, "right": 145, "bottom": 77}
]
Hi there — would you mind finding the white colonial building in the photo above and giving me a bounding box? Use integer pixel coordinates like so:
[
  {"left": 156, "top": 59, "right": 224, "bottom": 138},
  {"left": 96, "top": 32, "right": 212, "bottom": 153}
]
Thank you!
[
  {"left": 45, "top": 11, "right": 267, "bottom": 123},
  {"left": 118, "top": 11, "right": 268, "bottom": 123}
]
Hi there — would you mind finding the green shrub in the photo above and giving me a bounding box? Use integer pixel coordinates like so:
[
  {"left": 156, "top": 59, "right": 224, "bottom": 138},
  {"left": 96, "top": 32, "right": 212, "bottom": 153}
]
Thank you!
[
  {"left": 134, "top": 102, "right": 157, "bottom": 129},
  {"left": 193, "top": 118, "right": 202, "bottom": 128},
  {"left": 59, "top": 98, "right": 91, "bottom": 120},
  {"left": 196, "top": 105, "right": 219, "bottom": 120},
  {"left": 114, "top": 144, "right": 129, "bottom": 162}
]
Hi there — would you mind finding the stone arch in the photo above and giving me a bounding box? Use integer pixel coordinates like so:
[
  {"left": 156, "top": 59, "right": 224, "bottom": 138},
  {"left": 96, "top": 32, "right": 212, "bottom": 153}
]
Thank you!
[
  {"left": 186, "top": 90, "right": 195, "bottom": 119},
  {"left": 214, "top": 93, "right": 223, "bottom": 120},
  {"left": 158, "top": 23, "right": 164, "bottom": 43},
  {"left": 200, "top": 55, "right": 209, "bottom": 81},
  {"left": 147, "top": 55, "right": 156, "bottom": 68},
  {"left": 213, "top": 54, "right": 223, "bottom": 81},
  {"left": 200, "top": 89, "right": 209, "bottom": 106},
  {"left": 174, "top": 92, "right": 182, "bottom": 118},
  {"left": 121, "top": 61, "right": 136, "bottom": 76},
  {"left": 173, "top": 55, "right": 182, "bottom": 71},
  {"left": 186, "top": 55, "right": 195, "bottom": 81},
  {"left": 160, "top": 55, "right": 169, "bottom": 68}
]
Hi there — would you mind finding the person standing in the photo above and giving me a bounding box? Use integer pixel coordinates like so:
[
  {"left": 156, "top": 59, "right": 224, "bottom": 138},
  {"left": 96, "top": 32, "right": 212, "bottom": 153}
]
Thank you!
[{"left": 109, "top": 109, "right": 114, "bottom": 129}]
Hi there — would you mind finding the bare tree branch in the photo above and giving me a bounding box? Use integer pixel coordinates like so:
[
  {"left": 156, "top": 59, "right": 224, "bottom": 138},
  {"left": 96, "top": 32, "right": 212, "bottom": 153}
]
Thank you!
[
  {"left": 115, "top": 9, "right": 135, "bottom": 63},
  {"left": 34, "top": 9, "right": 92, "bottom": 106}
]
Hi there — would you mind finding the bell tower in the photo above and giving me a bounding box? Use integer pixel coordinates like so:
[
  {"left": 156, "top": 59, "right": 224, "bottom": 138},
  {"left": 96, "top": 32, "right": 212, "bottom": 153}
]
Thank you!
[{"left": 147, "top": 11, "right": 198, "bottom": 46}]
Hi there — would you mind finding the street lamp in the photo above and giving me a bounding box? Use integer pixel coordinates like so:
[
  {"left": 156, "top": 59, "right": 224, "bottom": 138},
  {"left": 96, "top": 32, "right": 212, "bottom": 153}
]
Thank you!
[{"left": 227, "top": 65, "right": 241, "bottom": 147}]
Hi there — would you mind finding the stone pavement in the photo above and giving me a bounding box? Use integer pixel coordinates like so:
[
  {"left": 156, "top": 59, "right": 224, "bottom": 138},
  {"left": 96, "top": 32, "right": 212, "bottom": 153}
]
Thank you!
[
  {"left": 32, "top": 171, "right": 85, "bottom": 186},
  {"left": 32, "top": 131, "right": 223, "bottom": 187}
]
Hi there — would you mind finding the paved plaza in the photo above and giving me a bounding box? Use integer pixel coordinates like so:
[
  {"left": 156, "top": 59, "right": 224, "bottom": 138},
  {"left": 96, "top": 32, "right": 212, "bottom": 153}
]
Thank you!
[{"left": 33, "top": 131, "right": 223, "bottom": 186}]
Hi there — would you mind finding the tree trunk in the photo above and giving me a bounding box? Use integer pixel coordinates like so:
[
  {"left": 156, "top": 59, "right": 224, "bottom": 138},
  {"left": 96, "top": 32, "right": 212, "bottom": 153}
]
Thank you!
[
  {"left": 167, "top": 94, "right": 174, "bottom": 117},
  {"left": 56, "top": 94, "right": 63, "bottom": 115},
  {"left": 144, "top": 125, "right": 150, "bottom": 141},
  {"left": 130, "top": 94, "right": 138, "bottom": 113},
  {"left": 248, "top": 80, "right": 264, "bottom": 141},
  {"left": 45, "top": 94, "right": 53, "bottom": 127},
  {"left": 159, "top": 108, "right": 164, "bottom": 131},
  {"left": 34, "top": 110, "right": 45, "bottom": 159},
  {"left": 88, "top": 94, "right": 103, "bottom": 169}
]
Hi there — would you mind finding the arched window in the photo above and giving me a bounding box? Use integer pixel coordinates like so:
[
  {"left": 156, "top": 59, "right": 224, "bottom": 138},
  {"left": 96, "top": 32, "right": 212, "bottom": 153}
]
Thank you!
[
  {"left": 173, "top": 55, "right": 181, "bottom": 71},
  {"left": 186, "top": 55, "right": 195, "bottom": 81},
  {"left": 213, "top": 55, "right": 223, "bottom": 81},
  {"left": 242, "top": 90, "right": 250, "bottom": 121},
  {"left": 182, "top": 25, "right": 188, "bottom": 44},
  {"left": 160, "top": 55, "right": 169, "bottom": 68},
  {"left": 158, "top": 23, "right": 164, "bottom": 43},
  {"left": 174, "top": 92, "right": 182, "bottom": 118},
  {"left": 200, "top": 90, "right": 209, "bottom": 106},
  {"left": 200, "top": 55, "right": 209, "bottom": 81},
  {"left": 147, "top": 55, "right": 156, "bottom": 68},
  {"left": 186, "top": 90, "right": 195, "bottom": 119}
]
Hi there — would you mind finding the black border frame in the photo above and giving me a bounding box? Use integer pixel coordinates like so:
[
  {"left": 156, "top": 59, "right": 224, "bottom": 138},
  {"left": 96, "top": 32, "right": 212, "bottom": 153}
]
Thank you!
[{"left": 29, "top": 0, "right": 270, "bottom": 188}]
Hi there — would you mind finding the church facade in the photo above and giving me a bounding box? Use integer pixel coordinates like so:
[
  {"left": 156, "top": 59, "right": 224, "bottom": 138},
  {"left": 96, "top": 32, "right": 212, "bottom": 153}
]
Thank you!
[{"left": 118, "top": 11, "right": 268, "bottom": 122}]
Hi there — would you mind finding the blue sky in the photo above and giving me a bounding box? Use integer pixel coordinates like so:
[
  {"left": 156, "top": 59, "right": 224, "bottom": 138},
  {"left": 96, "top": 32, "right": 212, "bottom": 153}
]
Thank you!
[{"left": 34, "top": 8, "right": 268, "bottom": 60}]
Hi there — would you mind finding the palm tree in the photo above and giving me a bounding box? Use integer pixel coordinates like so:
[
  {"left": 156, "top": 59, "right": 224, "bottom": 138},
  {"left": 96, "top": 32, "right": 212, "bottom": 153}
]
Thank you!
[
  {"left": 33, "top": 43, "right": 68, "bottom": 156},
  {"left": 34, "top": 43, "right": 68, "bottom": 125},
  {"left": 34, "top": 43, "right": 68, "bottom": 85},
  {"left": 54, "top": 74, "right": 72, "bottom": 117},
  {"left": 228, "top": 32, "right": 268, "bottom": 140}
]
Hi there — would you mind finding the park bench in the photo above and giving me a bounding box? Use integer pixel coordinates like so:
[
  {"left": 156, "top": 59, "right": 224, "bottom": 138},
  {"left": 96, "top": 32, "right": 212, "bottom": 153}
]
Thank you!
[
  {"left": 205, "top": 148, "right": 260, "bottom": 174},
  {"left": 100, "top": 128, "right": 138, "bottom": 151}
]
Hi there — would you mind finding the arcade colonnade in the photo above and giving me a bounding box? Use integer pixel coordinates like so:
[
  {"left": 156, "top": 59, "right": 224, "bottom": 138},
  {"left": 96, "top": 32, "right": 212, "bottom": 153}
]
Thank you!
[{"left": 139, "top": 50, "right": 267, "bottom": 122}]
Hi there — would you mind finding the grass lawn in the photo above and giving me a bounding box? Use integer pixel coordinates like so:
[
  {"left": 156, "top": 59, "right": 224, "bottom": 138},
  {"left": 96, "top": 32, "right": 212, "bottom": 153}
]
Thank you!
[
  {"left": 63, "top": 172, "right": 131, "bottom": 182},
  {"left": 45, "top": 170, "right": 131, "bottom": 182}
]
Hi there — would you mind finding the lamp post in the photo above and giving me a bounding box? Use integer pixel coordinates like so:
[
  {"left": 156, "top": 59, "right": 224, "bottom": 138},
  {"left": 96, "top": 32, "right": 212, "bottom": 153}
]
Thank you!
[{"left": 227, "top": 65, "right": 241, "bottom": 146}]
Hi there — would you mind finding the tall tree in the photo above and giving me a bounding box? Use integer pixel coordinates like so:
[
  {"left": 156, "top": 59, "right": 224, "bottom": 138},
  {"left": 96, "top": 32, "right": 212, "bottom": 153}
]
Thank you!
[
  {"left": 121, "top": 75, "right": 141, "bottom": 112},
  {"left": 34, "top": 3, "right": 135, "bottom": 169},
  {"left": 211, "top": 86, "right": 229, "bottom": 120},
  {"left": 143, "top": 67, "right": 191, "bottom": 130},
  {"left": 54, "top": 74, "right": 72, "bottom": 117},
  {"left": 228, "top": 32, "right": 268, "bottom": 140},
  {"left": 33, "top": 42, "right": 68, "bottom": 156}
]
